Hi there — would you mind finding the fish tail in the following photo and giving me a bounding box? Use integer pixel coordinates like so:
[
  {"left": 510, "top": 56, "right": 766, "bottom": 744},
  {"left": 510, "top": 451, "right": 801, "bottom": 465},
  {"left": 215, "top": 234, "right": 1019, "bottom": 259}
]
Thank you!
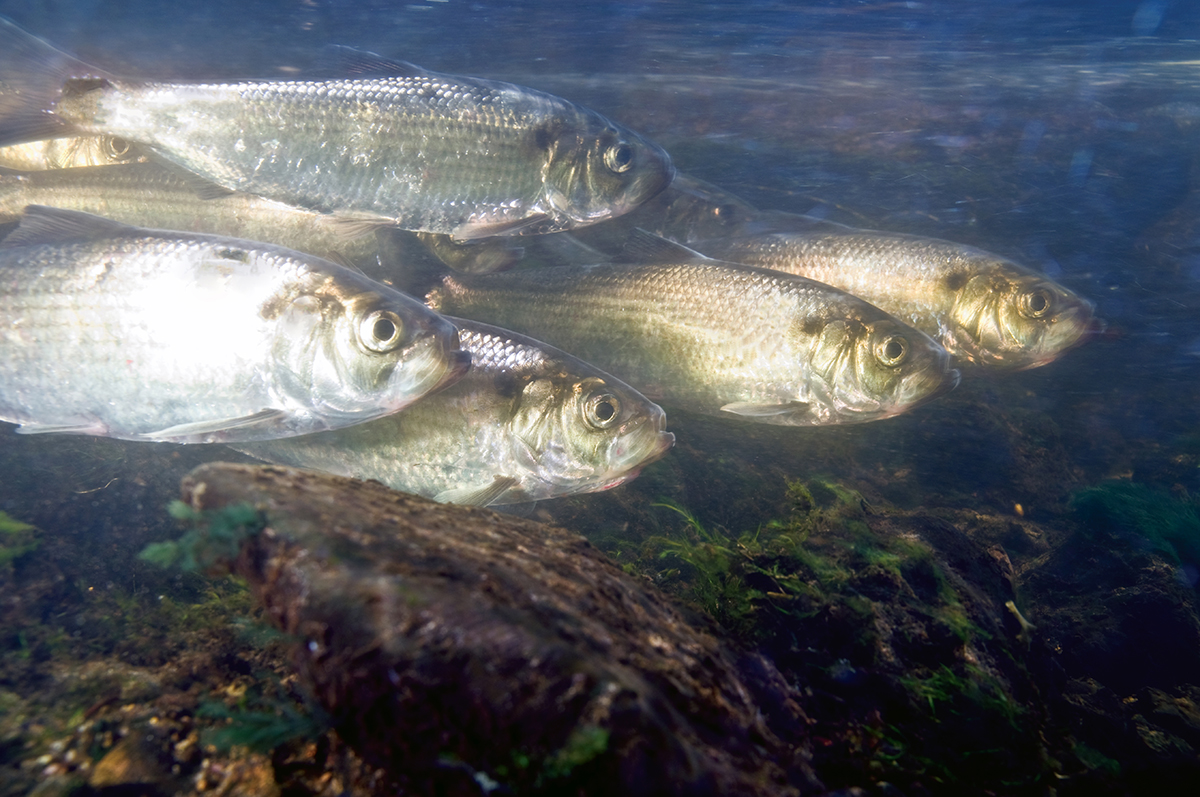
[{"left": 0, "top": 17, "right": 108, "bottom": 147}]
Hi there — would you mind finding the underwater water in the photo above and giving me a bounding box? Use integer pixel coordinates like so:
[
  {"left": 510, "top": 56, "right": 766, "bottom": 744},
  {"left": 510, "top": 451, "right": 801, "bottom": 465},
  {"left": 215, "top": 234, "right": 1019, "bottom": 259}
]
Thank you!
[{"left": 1, "top": 1, "right": 1200, "bottom": 795}]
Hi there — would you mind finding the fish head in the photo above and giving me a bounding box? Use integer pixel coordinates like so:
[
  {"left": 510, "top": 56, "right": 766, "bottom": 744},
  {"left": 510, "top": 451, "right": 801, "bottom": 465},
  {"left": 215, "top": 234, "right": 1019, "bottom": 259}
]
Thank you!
[
  {"left": 654, "top": 174, "right": 763, "bottom": 242},
  {"left": 269, "top": 284, "right": 468, "bottom": 426},
  {"left": 538, "top": 110, "right": 674, "bottom": 232},
  {"left": 506, "top": 372, "right": 674, "bottom": 498},
  {"left": 948, "top": 268, "right": 1097, "bottom": 369},
  {"left": 806, "top": 315, "right": 958, "bottom": 423}
]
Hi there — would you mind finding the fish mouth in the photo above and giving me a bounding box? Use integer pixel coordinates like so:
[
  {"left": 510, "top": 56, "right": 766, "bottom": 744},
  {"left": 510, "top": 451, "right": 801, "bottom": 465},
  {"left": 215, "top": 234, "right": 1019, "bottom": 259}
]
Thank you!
[
  {"left": 597, "top": 429, "right": 675, "bottom": 492},
  {"left": 1013, "top": 314, "right": 1105, "bottom": 371},
  {"left": 595, "top": 409, "right": 675, "bottom": 492},
  {"left": 844, "top": 361, "right": 960, "bottom": 423}
]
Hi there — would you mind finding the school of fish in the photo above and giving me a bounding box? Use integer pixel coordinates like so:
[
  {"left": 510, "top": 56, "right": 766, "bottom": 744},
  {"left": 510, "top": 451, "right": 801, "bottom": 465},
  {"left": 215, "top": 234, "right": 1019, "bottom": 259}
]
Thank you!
[{"left": 0, "top": 18, "right": 1097, "bottom": 505}]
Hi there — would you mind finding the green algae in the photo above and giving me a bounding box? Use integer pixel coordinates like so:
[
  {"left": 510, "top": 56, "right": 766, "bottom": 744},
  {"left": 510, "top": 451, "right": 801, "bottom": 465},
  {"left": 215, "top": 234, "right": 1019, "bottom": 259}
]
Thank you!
[
  {"left": 538, "top": 725, "right": 611, "bottom": 783},
  {"left": 0, "top": 510, "right": 39, "bottom": 571},
  {"left": 139, "top": 500, "right": 264, "bottom": 572},
  {"left": 1072, "top": 481, "right": 1200, "bottom": 571},
  {"left": 198, "top": 693, "right": 330, "bottom": 754}
]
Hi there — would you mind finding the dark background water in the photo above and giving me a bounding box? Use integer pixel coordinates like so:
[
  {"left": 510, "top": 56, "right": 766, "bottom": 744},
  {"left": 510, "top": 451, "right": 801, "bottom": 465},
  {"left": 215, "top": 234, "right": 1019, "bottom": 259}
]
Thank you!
[{"left": 1, "top": 1, "right": 1200, "bottom": 793}]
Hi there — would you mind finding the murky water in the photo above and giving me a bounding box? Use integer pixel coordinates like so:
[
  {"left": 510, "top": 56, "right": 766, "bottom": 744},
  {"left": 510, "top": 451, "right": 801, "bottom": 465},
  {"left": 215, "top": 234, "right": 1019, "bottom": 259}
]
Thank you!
[{"left": 1, "top": 2, "right": 1199, "bottom": 794}]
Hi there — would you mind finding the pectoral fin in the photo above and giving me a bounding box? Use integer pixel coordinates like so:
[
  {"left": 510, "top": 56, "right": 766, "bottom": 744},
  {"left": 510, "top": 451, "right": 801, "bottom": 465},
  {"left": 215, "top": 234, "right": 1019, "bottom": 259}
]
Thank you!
[
  {"left": 435, "top": 475, "right": 521, "bottom": 507},
  {"left": 720, "top": 400, "right": 810, "bottom": 418},
  {"left": 450, "top": 213, "right": 552, "bottom": 241},
  {"left": 14, "top": 420, "right": 108, "bottom": 436},
  {"left": 136, "top": 408, "right": 291, "bottom": 442}
]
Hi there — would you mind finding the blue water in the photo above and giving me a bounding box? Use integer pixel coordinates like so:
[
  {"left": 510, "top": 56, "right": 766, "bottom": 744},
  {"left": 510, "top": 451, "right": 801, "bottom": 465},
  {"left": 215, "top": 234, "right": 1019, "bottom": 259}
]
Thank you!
[{"left": 1, "top": 1, "right": 1199, "bottom": 793}]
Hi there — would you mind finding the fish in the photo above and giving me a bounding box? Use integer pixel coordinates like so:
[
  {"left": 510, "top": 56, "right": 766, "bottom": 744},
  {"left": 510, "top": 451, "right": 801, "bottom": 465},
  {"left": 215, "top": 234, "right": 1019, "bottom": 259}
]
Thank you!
[
  {"left": 409, "top": 174, "right": 765, "bottom": 274},
  {"left": 691, "top": 225, "right": 1098, "bottom": 369},
  {"left": 0, "top": 19, "right": 675, "bottom": 241},
  {"left": 0, "top": 134, "right": 146, "bottom": 170},
  {"left": 0, "top": 206, "right": 469, "bottom": 444},
  {"left": 235, "top": 317, "right": 675, "bottom": 506},
  {"left": 576, "top": 172, "right": 772, "bottom": 249},
  {"left": 425, "top": 259, "right": 958, "bottom": 426},
  {"left": 0, "top": 161, "right": 381, "bottom": 267}
]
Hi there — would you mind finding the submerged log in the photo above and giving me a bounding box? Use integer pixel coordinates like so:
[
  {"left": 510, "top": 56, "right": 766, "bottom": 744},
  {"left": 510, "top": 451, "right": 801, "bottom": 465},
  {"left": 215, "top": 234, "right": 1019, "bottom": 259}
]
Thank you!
[{"left": 180, "top": 462, "right": 818, "bottom": 796}]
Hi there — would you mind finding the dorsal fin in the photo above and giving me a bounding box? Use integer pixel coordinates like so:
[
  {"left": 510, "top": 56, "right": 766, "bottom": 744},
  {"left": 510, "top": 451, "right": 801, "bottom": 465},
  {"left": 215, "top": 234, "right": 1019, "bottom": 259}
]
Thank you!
[
  {"left": 620, "top": 228, "right": 718, "bottom": 264},
  {"left": 1, "top": 205, "right": 138, "bottom": 248},
  {"left": 318, "top": 45, "right": 431, "bottom": 78}
]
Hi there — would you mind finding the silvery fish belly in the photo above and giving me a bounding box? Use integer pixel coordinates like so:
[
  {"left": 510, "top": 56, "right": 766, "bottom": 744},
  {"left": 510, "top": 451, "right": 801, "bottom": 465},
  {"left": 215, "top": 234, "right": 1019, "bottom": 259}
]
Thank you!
[
  {"left": 235, "top": 318, "right": 675, "bottom": 507},
  {"left": 0, "top": 206, "right": 467, "bottom": 444},
  {"left": 694, "top": 229, "right": 1098, "bottom": 369},
  {"left": 0, "top": 161, "right": 380, "bottom": 267},
  {"left": 0, "top": 20, "right": 673, "bottom": 241},
  {"left": 426, "top": 262, "right": 958, "bottom": 426}
]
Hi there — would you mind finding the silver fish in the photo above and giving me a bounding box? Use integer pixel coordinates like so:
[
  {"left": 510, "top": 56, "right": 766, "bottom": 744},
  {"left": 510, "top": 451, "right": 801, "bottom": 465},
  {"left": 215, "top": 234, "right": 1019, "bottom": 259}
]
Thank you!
[
  {"left": 0, "top": 20, "right": 674, "bottom": 240},
  {"left": 693, "top": 226, "right": 1098, "bottom": 369},
  {"left": 0, "top": 161, "right": 381, "bottom": 267},
  {"left": 426, "top": 261, "right": 958, "bottom": 426},
  {"left": 0, "top": 206, "right": 468, "bottom": 444},
  {"left": 236, "top": 318, "right": 674, "bottom": 506},
  {"left": 410, "top": 174, "right": 762, "bottom": 274}
]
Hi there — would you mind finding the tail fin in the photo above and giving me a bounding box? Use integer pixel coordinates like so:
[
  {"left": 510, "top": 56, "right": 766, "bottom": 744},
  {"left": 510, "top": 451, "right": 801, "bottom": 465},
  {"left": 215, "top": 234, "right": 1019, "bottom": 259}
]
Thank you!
[{"left": 0, "top": 17, "right": 106, "bottom": 147}]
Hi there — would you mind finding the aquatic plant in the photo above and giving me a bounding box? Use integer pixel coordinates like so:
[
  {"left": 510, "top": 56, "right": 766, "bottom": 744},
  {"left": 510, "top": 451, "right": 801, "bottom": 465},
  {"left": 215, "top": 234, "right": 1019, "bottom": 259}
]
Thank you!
[
  {"left": 139, "top": 500, "right": 264, "bottom": 572},
  {"left": 538, "top": 725, "right": 611, "bottom": 784},
  {"left": 198, "top": 692, "right": 330, "bottom": 753},
  {"left": 1072, "top": 481, "right": 1200, "bottom": 569},
  {"left": 0, "top": 510, "right": 39, "bottom": 571},
  {"left": 649, "top": 500, "right": 764, "bottom": 636}
]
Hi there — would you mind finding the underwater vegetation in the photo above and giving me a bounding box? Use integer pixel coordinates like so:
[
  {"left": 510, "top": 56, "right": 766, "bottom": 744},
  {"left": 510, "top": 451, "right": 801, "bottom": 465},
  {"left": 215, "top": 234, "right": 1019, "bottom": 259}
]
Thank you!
[
  {"left": 1071, "top": 481, "right": 1200, "bottom": 581},
  {"left": 0, "top": 510, "right": 39, "bottom": 571},
  {"left": 608, "top": 479, "right": 1046, "bottom": 793}
]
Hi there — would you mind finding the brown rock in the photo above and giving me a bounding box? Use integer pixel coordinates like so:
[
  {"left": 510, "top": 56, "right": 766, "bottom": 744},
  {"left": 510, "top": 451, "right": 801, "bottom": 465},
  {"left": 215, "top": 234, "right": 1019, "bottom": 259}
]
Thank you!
[{"left": 181, "top": 462, "right": 820, "bottom": 796}]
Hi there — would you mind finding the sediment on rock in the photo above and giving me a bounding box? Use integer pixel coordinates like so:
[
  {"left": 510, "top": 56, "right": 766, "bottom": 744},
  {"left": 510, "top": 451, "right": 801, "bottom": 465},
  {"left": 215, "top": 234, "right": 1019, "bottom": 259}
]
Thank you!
[{"left": 180, "top": 462, "right": 820, "bottom": 796}]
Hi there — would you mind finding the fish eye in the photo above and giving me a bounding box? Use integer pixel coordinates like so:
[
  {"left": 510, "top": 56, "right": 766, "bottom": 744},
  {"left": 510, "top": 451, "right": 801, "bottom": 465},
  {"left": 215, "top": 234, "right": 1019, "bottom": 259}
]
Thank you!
[
  {"left": 875, "top": 334, "right": 909, "bottom": 367},
  {"left": 604, "top": 142, "right": 635, "bottom": 174},
  {"left": 713, "top": 204, "right": 738, "bottom": 223},
  {"left": 584, "top": 390, "right": 621, "bottom": 429},
  {"left": 1020, "top": 289, "right": 1053, "bottom": 319},
  {"left": 106, "top": 137, "right": 131, "bottom": 158},
  {"left": 358, "top": 310, "right": 405, "bottom": 353}
]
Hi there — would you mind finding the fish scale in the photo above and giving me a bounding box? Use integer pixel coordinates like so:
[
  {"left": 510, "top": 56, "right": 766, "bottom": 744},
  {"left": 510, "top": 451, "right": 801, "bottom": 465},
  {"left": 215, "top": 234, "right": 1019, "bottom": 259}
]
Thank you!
[
  {"left": 0, "top": 206, "right": 466, "bottom": 444},
  {"left": 236, "top": 318, "right": 674, "bottom": 506},
  {"left": 0, "top": 161, "right": 382, "bottom": 267},
  {"left": 48, "top": 70, "right": 673, "bottom": 239},
  {"left": 427, "top": 261, "right": 958, "bottom": 426},
  {"left": 696, "top": 229, "right": 1097, "bottom": 369}
]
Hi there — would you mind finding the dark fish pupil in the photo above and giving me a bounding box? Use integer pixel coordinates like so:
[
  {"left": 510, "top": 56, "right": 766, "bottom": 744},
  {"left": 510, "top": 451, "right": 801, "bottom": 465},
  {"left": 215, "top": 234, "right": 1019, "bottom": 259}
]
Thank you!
[
  {"left": 595, "top": 400, "right": 615, "bottom": 421},
  {"left": 373, "top": 317, "right": 396, "bottom": 341},
  {"left": 881, "top": 336, "right": 907, "bottom": 364},
  {"left": 605, "top": 143, "right": 634, "bottom": 173},
  {"left": 1029, "top": 292, "right": 1049, "bottom": 314}
]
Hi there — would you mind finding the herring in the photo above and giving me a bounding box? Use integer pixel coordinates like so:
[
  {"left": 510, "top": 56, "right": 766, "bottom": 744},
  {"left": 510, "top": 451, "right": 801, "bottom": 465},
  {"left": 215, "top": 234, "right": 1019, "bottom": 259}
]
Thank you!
[
  {"left": 236, "top": 318, "right": 674, "bottom": 506},
  {"left": 0, "top": 206, "right": 468, "bottom": 444},
  {"left": 694, "top": 226, "right": 1098, "bottom": 369},
  {"left": 0, "top": 161, "right": 381, "bottom": 268},
  {"left": 0, "top": 19, "right": 674, "bottom": 241},
  {"left": 426, "top": 259, "right": 958, "bottom": 426}
]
